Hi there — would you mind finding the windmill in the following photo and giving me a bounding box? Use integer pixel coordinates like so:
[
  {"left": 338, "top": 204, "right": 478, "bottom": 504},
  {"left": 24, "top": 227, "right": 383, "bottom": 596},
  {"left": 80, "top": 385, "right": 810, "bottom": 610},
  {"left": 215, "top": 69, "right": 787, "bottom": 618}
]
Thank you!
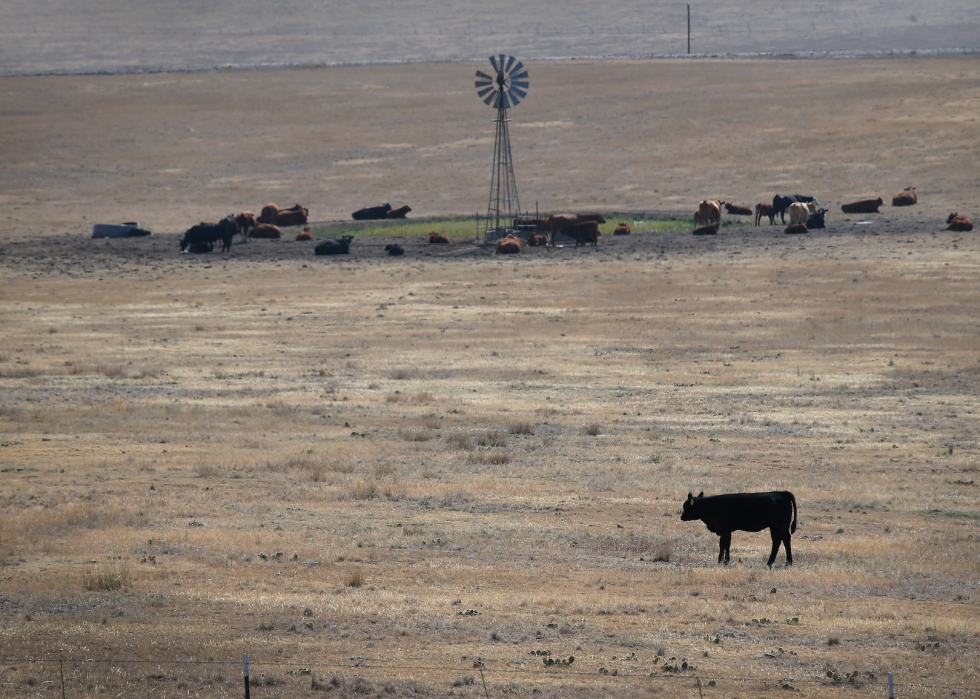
[{"left": 475, "top": 55, "right": 528, "bottom": 240}]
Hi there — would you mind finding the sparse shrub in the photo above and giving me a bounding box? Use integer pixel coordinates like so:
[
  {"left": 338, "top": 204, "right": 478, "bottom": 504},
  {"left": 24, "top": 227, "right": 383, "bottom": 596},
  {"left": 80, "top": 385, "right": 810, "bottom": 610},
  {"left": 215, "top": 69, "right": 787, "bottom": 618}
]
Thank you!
[
  {"left": 83, "top": 560, "right": 131, "bottom": 592},
  {"left": 446, "top": 433, "right": 474, "bottom": 450},
  {"left": 508, "top": 422, "right": 534, "bottom": 435},
  {"left": 385, "top": 393, "right": 405, "bottom": 403},
  {"left": 584, "top": 424, "right": 602, "bottom": 436},
  {"left": 414, "top": 391, "right": 433, "bottom": 403},
  {"left": 400, "top": 431, "right": 432, "bottom": 442},
  {"left": 390, "top": 369, "right": 411, "bottom": 380},
  {"left": 346, "top": 567, "right": 364, "bottom": 587},
  {"left": 467, "top": 452, "right": 510, "bottom": 465},
  {"left": 349, "top": 478, "right": 379, "bottom": 500},
  {"left": 194, "top": 462, "right": 221, "bottom": 478},
  {"left": 827, "top": 636, "right": 840, "bottom": 646},
  {"left": 478, "top": 431, "right": 507, "bottom": 448}
]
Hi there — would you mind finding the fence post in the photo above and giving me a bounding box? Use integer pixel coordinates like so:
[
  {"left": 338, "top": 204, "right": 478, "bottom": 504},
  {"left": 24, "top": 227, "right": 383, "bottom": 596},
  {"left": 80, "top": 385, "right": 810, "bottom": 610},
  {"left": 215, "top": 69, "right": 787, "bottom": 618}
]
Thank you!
[
  {"left": 59, "top": 658, "right": 67, "bottom": 699},
  {"left": 244, "top": 653, "right": 250, "bottom": 699},
  {"left": 687, "top": 5, "right": 691, "bottom": 54},
  {"left": 888, "top": 672, "right": 894, "bottom": 698}
]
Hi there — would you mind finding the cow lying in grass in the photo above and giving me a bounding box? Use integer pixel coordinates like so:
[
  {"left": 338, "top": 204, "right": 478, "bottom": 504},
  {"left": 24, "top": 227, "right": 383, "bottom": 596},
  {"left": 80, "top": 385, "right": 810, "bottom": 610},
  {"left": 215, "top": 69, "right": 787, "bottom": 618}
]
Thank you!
[
  {"left": 946, "top": 212, "right": 973, "bottom": 231},
  {"left": 681, "top": 491, "right": 798, "bottom": 567}
]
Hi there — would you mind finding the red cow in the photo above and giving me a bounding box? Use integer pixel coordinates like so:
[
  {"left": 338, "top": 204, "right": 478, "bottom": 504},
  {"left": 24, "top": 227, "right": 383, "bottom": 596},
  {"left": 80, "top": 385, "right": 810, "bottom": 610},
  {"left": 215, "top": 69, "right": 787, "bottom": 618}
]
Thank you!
[
  {"left": 692, "top": 224, "right": 718, "bottom": 236},
  {"left": 429, "top": 233, "right": 450, "bottom": 244},
  {"left": 892, "top": 187, "right": 917, "bottom": 207},
  {"left": 946, "top": 213, "right": 973, "bottom": 231},
  {"left": 257, "top": 203, "right": 279, "bottom": 224},
  {"left": 613, "top": 222, "right": 631, "bottom": 235},
  {"left": 784, "top": 223, "right": 809, "bottom": 234},
  {"left": 235, "top": 212, "right": 256, "bottom": 241},
  {"left": 724, "top": 203, "right": 753, "bottom": 217},
  {"left": 526, "top": 232, "right": 549, "bottom": 246},
  {"left": 495, "top": 235, "right": 522, "bottom": 254},
  {"left": 295, "top": 227, "right": 313, "bottom": 241},
  {"left": 545, "top": 212, "right": 606, "bottom": 246},
  {"left": 250, "top": 224, "right": 281, "bottom": 239},
  {"left": 698, "top": 200, "right": 724, "bottom": 227},
  {"left": 276, "top": 207, "right": 308, "bottom": 226},
  {"left": 754, "top": 203, "right": 776, "bottom": 226},
  {"left": 693, "top": 209, "right": 704, "bottom": 228},
  {"left": 387, "top": 205, "right": 412, "bottom": 219},
  {"left": 841, "top": 198, "right": 884, "bottom": 214},
  {"left": 567, "top": 221, "right": 601, "bottom": 247}
]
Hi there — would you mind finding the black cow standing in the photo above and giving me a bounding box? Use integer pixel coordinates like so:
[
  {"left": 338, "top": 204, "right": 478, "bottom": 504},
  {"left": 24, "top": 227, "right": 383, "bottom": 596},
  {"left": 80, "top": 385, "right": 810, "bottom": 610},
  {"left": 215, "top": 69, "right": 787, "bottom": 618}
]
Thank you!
[
  {"left": 773, "top": 194, "right": 819, "bottom": 224},
  {"left": 180, "top": 215, "right": 238, "bottom": 253},
  {"left": 681, "top": 491, "right": 797, "bottom": 567}
]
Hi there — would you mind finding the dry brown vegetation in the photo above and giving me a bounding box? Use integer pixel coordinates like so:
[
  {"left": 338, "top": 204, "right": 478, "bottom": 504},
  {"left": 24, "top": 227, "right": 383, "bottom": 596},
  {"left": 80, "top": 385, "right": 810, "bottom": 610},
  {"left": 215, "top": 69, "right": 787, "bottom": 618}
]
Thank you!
[{"left": 1, "top": 57, "right": 979, "bottom": 698}]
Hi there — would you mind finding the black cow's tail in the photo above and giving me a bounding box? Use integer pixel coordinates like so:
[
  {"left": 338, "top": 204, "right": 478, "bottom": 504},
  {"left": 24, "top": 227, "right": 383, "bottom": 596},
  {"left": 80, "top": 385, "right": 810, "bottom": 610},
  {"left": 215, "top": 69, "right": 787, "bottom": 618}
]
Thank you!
[{"left": 789, "top": 491, "right": 797, "bottom": 534}]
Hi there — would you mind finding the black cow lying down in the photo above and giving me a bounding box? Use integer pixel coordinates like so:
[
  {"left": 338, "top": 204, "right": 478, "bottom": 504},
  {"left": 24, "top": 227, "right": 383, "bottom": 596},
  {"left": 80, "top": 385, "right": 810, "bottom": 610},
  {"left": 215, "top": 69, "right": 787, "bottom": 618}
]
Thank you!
[
  {"left": 352, "top": 203, "right": 391, "bottom": 220},
  {"left": 180, "top": 215, "right": 238, "bottom": 253},
  {"left": 315, "top": 235, "right": 354, "bottom": 255},
  {"left": 384, "top": 244, "right": 405, "bottom": 256},
  {"left": 681, "top": 491, "right": 797, "bottom": 567}
]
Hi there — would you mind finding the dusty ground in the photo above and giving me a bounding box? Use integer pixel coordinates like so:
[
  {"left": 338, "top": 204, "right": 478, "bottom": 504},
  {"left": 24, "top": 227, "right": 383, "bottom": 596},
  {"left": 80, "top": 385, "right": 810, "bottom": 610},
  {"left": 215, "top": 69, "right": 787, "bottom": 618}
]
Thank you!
[{"left": 1, "top": 58, "right": 979, "bottom": 699}]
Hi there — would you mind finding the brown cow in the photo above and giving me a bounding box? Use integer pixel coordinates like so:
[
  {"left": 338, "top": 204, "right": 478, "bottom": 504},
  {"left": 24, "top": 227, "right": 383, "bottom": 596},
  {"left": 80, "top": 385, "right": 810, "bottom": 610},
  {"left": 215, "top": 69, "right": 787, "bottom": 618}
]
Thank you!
[
  {"left": 754, "top": 203, "right": 776, "bottom": 226},
  {"left": 784, "top": 223, "right": 809, "bottom": 234},
  {"left": 276, "top": 208, "right": 308, "bottom": 227},
  {"left": 693, "top": 210, "right": 704, "bottom": 228},
  {"left": 567, "top": 221, "right": 601, "bottom": 247},
  {"left": 692, "top": 224, "right": 718, "bottom": 236},
  {"left": 387, "top": 205, "right": 412, "bottom": 219},
  {"left": 946, "top": 213, "right": 973, "bottom": 231},
  {"left": 724, "top": 203, "right": 753, "bottom": 217},
  {"left": 295, "top": 227, "right": 313, "bottom": 241},
  {"left": 495, "top": 235, "right": 522, "bottom": 254},
  {"left": 250, "top": 224, "right": 281, "bottom": 239},
  {"left": 546, "top": 212, "right": 606, "bottom": 246},
  {"left": 841, "top": 198, "right": 884, "bottom": 214},
  {"left": 235, "top": 212, "right": 256, "bottom": 241},
  {"left": 526, "top": 232, "right": 549, "bottom": 246},
  {"left": 698, "top": 200, "right": 724, "bottom": 227},
  {"left": 613, "top": 222, "right": 631, "bottom": 235},
  {"left": 257, "top": 203, "right": 279, "bottom": 224},
  {"left": 429, "top": 233, "right": 450, "bottom": 244},
  {"left": 892, "top": 187, "right": 917, "bottom": 207}
]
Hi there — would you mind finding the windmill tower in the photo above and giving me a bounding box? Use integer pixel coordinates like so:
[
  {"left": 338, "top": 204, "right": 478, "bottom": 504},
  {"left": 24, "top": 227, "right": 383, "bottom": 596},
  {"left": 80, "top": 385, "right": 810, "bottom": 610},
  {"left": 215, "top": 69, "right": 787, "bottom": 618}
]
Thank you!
[{"left": 475, "top": 55, "right": 528, "bottom": 240}]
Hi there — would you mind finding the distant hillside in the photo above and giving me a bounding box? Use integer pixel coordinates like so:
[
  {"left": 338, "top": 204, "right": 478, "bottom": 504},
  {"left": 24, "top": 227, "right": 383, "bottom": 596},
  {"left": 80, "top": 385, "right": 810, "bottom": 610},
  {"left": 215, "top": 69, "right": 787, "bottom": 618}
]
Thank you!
[{"left": 1, "top": 0, "right": 978, "bottom": 75}]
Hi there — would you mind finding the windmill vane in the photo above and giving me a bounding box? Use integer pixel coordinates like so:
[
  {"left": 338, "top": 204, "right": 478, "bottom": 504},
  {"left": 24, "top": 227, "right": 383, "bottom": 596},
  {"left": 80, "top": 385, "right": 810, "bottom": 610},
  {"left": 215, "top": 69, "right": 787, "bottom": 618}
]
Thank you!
[{"left": 475, "top": 54, "right": 529, "bottom": 110}]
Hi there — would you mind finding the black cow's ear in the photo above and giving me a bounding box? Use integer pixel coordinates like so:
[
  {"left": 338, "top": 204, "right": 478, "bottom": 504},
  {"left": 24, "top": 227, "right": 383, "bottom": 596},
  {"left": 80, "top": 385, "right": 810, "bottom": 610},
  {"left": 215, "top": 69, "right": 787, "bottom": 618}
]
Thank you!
[
  {"left": 687, "top": 493, "right": 694, "bottom": 506},
  {"left": 697, "top": 491, "right": 704, "bottom": 498}
]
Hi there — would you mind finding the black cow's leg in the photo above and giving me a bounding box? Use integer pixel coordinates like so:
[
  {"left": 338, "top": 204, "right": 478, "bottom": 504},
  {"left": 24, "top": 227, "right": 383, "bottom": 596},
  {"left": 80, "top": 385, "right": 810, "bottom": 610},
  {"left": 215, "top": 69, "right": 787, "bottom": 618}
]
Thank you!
[
  {"left": 783, "top": 532, "right": 793, "bottom": 565},
  {"left": 719, "top": 532, "right": 731, "bottom": 564},
  {"left": 767, "top": 529, "right": 782, "bottom": 567}
]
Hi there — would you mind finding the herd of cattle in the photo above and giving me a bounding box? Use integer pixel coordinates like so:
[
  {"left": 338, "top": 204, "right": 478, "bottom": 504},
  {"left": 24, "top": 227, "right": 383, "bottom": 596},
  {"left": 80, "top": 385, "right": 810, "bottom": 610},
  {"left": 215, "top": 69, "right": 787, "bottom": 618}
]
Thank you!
[{"left": 179, "top": 188, "right": 973, "bottom": 255}]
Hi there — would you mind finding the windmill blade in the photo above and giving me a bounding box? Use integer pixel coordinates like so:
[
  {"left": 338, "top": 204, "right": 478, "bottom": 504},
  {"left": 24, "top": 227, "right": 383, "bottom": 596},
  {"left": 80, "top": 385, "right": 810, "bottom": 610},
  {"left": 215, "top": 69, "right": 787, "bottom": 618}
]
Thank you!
[
  {"left": 477, "top": 86, "right": 496, "bottom": 100},
  {"left": 498, "top": 54, "right": 507, "bottom": 73},
  {"left": 475, "top": 79, "right": 494, "bottom": 90},
  {"left": 505, "top": 56, "right": 516, "bottom": 73},
  {"left": 475, "top": 69, "right": 494, "bottom": 83},
  {"left": 509, "top": 86, "right": 527, "bottom": 101},
  {"left": 489, "top": 55, "right": 500, "bottom": 73},
  {"left": 484, "top": 90, "right": 499, "bottom": 107},
  {"left": 499, "top": 91, "right": 512, "bottom": 110},
  {"left": 506, "top": 91, "right": 521, "bottom": 107},
  {"left": 508, "top": 60, "right": 524, "bottom": 77},
  {"left": 510, "top": 69, "right": 529, "bottom": 82},
  {"left": 510, "top": 80, "right": 529, "bottom": 91}
]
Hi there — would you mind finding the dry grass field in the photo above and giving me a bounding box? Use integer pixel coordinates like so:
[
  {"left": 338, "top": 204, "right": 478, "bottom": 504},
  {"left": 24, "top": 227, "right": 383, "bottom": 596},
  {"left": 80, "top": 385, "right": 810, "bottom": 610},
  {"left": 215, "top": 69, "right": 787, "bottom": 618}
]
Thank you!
[{"left": 1, "top": 57, "right": 980, "bottom": 699}]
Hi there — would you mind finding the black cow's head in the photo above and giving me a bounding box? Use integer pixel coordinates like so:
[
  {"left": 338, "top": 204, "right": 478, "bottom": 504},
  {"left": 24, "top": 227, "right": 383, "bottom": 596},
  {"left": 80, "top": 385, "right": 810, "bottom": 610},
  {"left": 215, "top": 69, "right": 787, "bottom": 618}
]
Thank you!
[{"left": 680, "top": 492, "right": 705, "bottom": 521}]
